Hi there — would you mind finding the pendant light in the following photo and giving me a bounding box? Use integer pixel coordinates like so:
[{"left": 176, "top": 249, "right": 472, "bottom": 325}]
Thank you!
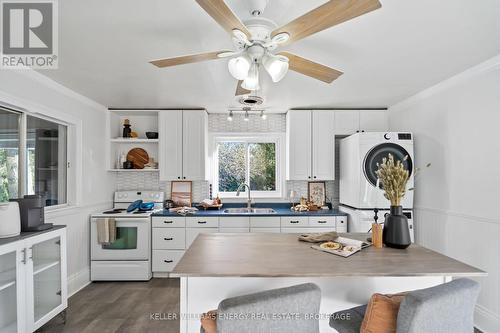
[
  {"left": 241, "top": 63, "right": 260, "bottom": 91},
  {"left": 262, "top": 54, "right": 289, "bottom": 83}
]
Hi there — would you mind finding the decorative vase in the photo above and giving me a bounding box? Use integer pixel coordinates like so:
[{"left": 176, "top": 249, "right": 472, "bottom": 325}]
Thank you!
[{"left": 383, "top": 206, "right": 411, "bottom": 249}]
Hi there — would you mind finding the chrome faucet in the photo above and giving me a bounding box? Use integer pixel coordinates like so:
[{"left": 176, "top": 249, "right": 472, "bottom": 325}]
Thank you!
[{"left": 236, "top": 183, "right": 252, "bottom": 209}]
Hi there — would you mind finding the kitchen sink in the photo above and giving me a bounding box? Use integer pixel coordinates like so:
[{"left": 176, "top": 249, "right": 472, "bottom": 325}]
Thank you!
[{"left": 223, "top": 208, "right": 276, "bottom": 214}]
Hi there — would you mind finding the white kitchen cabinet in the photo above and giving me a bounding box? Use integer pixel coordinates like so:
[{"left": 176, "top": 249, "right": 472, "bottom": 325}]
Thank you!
[
  {"left": 159, "top": 110, "right": 208, "bottom": 181},
  {"left": 159, "top": 110, "right": 183, "bottom": 180},
  {"left": 286, "top": 110, "right": 312, "bottom": 181},
  {"left": 333, "top": 110, "right": 388, "bottom": 135},
  {"left": 152, "top": 250, "right": 185, "bottom": 273},
  {"left": 359, "top": 110, "right": 388, "bottom": 132},
  {"left": 151, "top": 216, "right": 186, "bottom": 228},
  {"left": 219, "top": 217, "right": 249, "bottom": 228},
  {"left": 280, "top": 217, "right": 309, "bottom": 228},
  {"left": 309, "top": 216, "right": 336, "bottom": 227},
  {"left": 0, "top": 227, "right": 67, "bottom": 333},
  {"left": 186, "top": 217, "right": 218, "bottom": 228},
  {"left": 286, "top": 110, "right": 335, "bottom": 180},
  {"left": 152, "top": 228, "right": 186, "bottom": 250},
  {"left": 336, "top": 216, "right": 348, "bottom": 233},
  {"left": 249, "top": 217, "right": 280, "bottom": 228}
]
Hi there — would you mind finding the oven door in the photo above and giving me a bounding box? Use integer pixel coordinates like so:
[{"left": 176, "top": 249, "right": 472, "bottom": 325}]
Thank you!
[{"left": 91, "top": 218, "right": 150, "bottom": 260}]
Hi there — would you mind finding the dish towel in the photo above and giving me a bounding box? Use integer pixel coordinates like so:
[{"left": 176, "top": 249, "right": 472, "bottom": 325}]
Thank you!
[
  {"left": 298, "top": 231, "right": 338, "bottom": 243},
  {"left": 96, "top": 218, "right": 116, "bottom": 244}
]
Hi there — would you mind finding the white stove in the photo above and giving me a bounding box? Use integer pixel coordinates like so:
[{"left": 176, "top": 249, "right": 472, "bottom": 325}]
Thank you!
[{"left": 90, "top": 191, "right": 164, "bottom": 281}]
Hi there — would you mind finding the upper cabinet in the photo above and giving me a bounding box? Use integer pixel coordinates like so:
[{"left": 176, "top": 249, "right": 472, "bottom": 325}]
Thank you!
[
  {"left": 159, "top": 110, "right": 208, "bottom": 181},
  {"left": 287, "top": 110, "right": 335, "bottom": 181},
  {"left": 333, "top": 110, "right": 388, "bottom": 135}
]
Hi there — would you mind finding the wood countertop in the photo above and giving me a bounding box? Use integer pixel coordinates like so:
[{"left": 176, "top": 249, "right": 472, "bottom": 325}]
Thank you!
[{"left": 172, "top": 233, "right": 486, "bottom": 278}]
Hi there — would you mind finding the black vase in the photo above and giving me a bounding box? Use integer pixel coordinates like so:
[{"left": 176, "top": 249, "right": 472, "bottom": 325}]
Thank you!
[{"left": 383, "top": 206, "right": 411, "bottom": 249}]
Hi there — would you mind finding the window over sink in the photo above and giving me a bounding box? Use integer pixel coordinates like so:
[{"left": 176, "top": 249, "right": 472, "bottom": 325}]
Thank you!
[{"left": 211, "top": 133, "right": 284, "bottom": 198}]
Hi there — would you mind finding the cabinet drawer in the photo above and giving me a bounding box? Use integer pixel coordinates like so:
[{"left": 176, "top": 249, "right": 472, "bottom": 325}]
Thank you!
[
  {"left": 219, "top": 217, "right": 250, "bottom": 228},
  {"left": 250, "top": 217, "right": 280, "bottom": 228},
  {"left": 152, "top": 216, "right": 185, "bottom": 228},
  {"left": 336, "top": 216, "right": 348, "bottom": 233},
  {"left": 250, "top": 228, "right": 281, "bottom": 233},
  {"left": 309, "top": 216, "right": 335, "bottom": 227},
  {"left": 152, "top": 250, "right": 184, "bottom": 272},
  {"left": 152, "top": 228, "right": 185, "bottom": 250},
  {"left": 186, "top": 216, "right": 219, "bottom": 228},
  {"left": 186, "top": 228, "right": 218, "bottom": 248},
  {"left": 282, "top": 227, "right": 335, "bottom": 234},
  {"left": 280, "top": 217, "right": 309, "bottom": 227}
]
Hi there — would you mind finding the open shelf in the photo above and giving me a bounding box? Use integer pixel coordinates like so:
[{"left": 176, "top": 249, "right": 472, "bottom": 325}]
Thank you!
[
  {"left": 33, "top": 260, "right": 60, "bottom": 276},
  {"left": 110, "top": 138, "right": 158, "bottom": 143},
  {"left": 108, "top": 169, "right": 159, "bottom": 172},
  {"left": 0, "top": 269, "right": 16, "bottom": 292}
]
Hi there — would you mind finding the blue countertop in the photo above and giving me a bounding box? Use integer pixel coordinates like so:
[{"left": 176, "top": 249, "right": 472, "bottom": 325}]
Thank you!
[{"left": 152, "top": 203, "right": 347, "bottom": 217}]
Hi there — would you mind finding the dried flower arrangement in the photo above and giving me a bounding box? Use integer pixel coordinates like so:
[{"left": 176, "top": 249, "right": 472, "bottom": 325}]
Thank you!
[{"left": 375, "top": 154, "right": 410, "bottom": 206}]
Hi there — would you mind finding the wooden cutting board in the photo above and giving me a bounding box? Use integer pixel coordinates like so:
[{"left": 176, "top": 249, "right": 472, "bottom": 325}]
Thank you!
[{"left": 127, "top": 148, "right": 149, "bottom": 169}]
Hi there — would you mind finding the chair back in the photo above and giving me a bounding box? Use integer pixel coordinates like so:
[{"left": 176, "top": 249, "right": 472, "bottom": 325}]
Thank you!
[{"left": 397, "top": 278, "right": 480, "bottom": 333}]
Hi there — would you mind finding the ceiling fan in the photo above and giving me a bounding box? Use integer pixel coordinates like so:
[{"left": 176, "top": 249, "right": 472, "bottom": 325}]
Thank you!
[{"left": 150, "top": 0, "right": 382, "bottom": 95}]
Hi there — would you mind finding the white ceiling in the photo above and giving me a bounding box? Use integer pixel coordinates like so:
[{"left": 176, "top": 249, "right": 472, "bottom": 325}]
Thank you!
[{"left": 39, "top": 0, "right": 500, "bottom": 112}]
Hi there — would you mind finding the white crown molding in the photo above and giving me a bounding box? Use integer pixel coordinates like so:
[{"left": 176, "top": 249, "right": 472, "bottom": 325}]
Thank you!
[
  {"left": 390, "top": 54, "right": 500, "bottom": 113},
  {"left": 16, "top": 69, "right": 107, "bottom": 112}
]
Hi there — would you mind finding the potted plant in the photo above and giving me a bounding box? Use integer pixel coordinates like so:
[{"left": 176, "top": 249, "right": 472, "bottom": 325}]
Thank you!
[{"left": 375, "top": 154, "right": 411, "bottom": 249}]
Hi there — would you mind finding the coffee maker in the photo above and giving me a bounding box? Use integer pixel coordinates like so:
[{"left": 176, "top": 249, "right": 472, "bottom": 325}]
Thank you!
[{"left": 11, "top": 195, "right": 53, "bottom": 232}]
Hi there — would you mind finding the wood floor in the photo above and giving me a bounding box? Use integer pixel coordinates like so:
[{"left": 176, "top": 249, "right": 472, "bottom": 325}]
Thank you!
[{"left": 38, "top": 278, "right": 180, "bottom": 333}]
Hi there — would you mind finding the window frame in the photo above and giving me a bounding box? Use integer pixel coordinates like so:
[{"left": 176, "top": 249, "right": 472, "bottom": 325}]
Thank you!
[
  {"left": 0, "top": 104, "right": 76, "bottom": 210},
  {"left": 209, "top": 132, "right": 285, "bottom": 199}
]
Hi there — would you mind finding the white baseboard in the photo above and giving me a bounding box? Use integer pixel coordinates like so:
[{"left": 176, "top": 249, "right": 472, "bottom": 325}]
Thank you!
[
  {"left": 476, "top": 304, "right": 500, "bottom": 333},
  {"left": 67, "top": 266, "right": 91, "bottom": 297}
]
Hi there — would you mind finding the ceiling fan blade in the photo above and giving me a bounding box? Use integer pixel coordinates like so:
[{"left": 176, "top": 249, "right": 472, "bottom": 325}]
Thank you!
[
  {"left": 235, "top": 80, "right": 251, "bottom": 96},
  {"left": 279, "top": 52, "right": 343, "bottom": 83},
  {"left": 150, "top": 51, "right": 231, "bottom": 68},
  {"left": 272, "top": 0, "right": 381, "bottom": 45},
  {"left": 196, "top": 0, "right": 251, "bottom": 38}
]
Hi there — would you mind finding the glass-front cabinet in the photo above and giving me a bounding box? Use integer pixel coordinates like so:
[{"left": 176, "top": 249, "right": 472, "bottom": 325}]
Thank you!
[{"left": 0, "top": 227, "right": 66, "bottom": 333}]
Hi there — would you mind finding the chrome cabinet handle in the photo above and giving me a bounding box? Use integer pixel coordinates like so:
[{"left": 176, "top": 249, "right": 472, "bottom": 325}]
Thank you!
[
  {"left": 164, "top": 237, "right": 173, "bottom": 241},
  {"left": 164, "top": 260, "right": 173, "bottom": 263}
]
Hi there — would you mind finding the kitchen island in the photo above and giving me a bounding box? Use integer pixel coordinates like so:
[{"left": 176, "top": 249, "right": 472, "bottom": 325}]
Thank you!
[{"left": 172, "top": 233, "right": 485, "bottom": 333}]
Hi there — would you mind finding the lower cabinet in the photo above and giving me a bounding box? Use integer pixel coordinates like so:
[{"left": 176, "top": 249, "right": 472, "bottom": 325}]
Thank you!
[
  {"left": 0, "top": 227, "right": 67, "bottom": 333},
  {"left": 151, "top": 215, "right": 348, "bottom": 275}
]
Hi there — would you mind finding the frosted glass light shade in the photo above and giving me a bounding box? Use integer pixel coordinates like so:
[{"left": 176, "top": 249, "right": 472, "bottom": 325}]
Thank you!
[
  {"left": 262, "top": 54, "right": 289, "bottom": 82},
  {"left": 241, "top": 63, "right": 260, "bottom": 91},
  {"left": 228, "top": 56, "right": 251, "bottom": 80}
]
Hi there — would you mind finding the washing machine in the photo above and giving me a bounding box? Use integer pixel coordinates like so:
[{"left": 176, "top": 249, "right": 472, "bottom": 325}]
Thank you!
[
  {"left": 340, "top": 132, "right": 414, "bottom": 209},
  {"left": 340, "top": 206, "right": 415, "bottom": 242}
]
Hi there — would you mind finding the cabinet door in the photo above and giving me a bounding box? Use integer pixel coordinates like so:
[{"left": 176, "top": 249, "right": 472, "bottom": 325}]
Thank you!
[
  {"left": 159, "top": 111, "right": 183, "bottom": 180},
  {"left": 334, "top": 110, "right": 360, "bottom": 135},
  {"left": 286, "top": 110, "right": 312, "bottom": 180},
  {"left": 25, "top": 229, "right": 67, "bottom": 332},
  {"left": 312, "top": 111, "right": 335, "bottom": 180},
  {"left": 182, "top": 110, "right": 208, "bottom": 180},
  {"left": 359, "top": 110, "right": 388, "bottom": 132},
  {"left": 0, "top": 243, "right": 25, "bottom": 333}
]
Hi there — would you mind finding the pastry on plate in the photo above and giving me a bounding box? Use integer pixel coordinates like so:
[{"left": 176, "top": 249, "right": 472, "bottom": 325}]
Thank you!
[{"left": 320, "top": 242, "right": 341, "bottom": 250}]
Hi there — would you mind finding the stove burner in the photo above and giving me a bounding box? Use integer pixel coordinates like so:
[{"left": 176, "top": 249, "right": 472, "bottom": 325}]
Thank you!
[{"left": 102, "top": 209, "right": 126, "bottom": 214}]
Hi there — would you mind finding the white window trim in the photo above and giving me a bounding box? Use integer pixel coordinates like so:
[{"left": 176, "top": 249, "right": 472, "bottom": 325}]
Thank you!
[
  {"left": 209, "top": 132, "right": 286, "bottom": 199},
  {"left": 0, "top": 93, "right": 81, "bottom": 211}
]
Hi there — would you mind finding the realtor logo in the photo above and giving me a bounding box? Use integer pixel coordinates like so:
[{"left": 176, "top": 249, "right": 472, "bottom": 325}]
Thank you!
[{"left": 1, "top": 0, "right": 58, "bottom": 69}]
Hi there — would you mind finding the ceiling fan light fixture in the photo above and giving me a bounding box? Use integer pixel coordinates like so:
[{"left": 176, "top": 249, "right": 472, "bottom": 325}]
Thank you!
[
  {"left": 232, "top": 29, "right": 250, "bottom": 45},
  {"left": 262, "top": 54, "right": 289, "bottom": 82},
  {"left": 241, "top": 63, "right": 260, "bottom": 91},
  {"left": 227, "top": 110, "right": 234, "bottom": 121},
  {"left": 228, "top": 55, "right": 251, "bottom": 80}
]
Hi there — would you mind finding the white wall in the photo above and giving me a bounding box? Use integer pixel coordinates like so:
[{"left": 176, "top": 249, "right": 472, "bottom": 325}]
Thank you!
[
  {"left": 389, "top": 55, "right": 500, "bottom": 332},
  {"left": 0, "top": 70, "right": 113, "bottom": 295}
]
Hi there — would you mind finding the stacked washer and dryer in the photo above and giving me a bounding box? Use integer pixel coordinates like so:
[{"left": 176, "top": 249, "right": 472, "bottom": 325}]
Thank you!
[{"left": 339, "top": 132, "right": 415, "bottom": 241}]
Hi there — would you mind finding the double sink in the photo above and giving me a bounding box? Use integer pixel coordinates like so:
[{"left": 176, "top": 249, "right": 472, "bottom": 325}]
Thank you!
[{"left": 223, "top": 208, "right": 276, "bottom": 214}]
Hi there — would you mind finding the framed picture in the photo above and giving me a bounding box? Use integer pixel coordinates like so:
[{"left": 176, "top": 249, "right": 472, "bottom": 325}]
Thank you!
[
  {"left": 308, "top": 181, "right": 326, "bottom": 206},
  {"left": 171, "top": 181, "right": 192, "bottom": 207}
]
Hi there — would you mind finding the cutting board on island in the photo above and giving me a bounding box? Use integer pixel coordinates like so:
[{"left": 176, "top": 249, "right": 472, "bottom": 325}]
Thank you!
[{"left": 127, "top": 148, "right": 149, "bottom": 169}]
